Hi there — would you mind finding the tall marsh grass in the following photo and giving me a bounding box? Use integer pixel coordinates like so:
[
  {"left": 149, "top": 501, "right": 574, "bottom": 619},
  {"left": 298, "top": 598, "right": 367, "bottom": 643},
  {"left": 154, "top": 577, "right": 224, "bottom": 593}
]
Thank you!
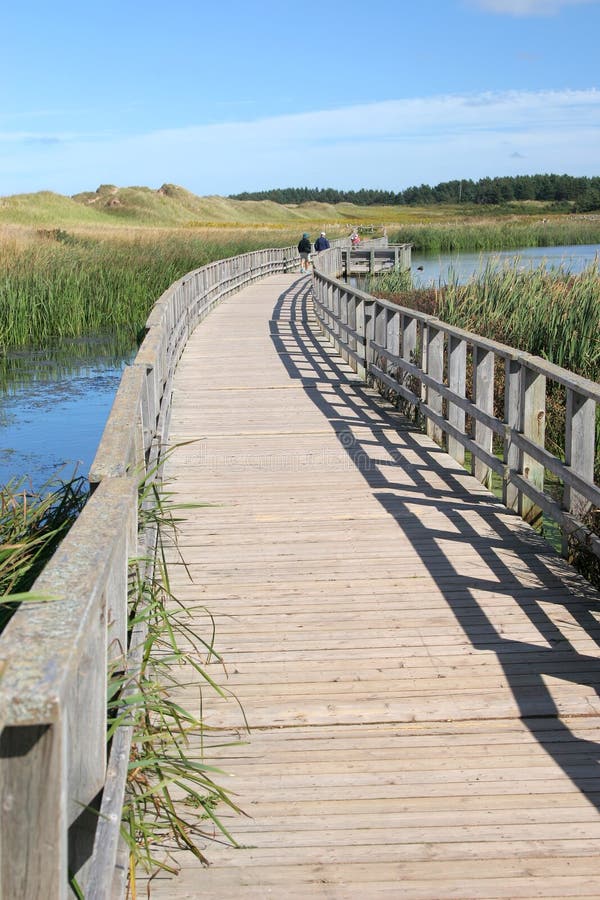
[
  {"left": 438, "top": 260, "right": 600, "bottom": 380},
  {"left": 388, "top": 218, "right": 600, "bottom": 253},
  {"left": 0, "top": 227, "right": 297, "bottom": 350},
  {"left": 374, "top": 259, "right": 600, "bottom": 381},
  {"left": 374, "top": 258, "right": 600, "bottom": 472}
]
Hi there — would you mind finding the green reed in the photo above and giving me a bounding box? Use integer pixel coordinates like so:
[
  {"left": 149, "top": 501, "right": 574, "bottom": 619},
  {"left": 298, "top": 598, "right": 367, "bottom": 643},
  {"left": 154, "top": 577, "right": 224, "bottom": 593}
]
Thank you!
[
  {"left": 438, "top": 260, "right": 600, "bottom": 380},
  {"left": 388, "top": 218, "right": 600, "bottom": 253},
  {"left": 113, "top": 468, "right": 246, "bottom": 886},
  {"left": 0, "top": 474, "right": 88, "bottom": 630},
  {"left": 373, "top": 259, "right": 600, "bottom": 381},
  {"left": 373, "top": 258, "right": 600, "bottom": 475},
  {"left": 0, "top": 229, "right": 294, "bottom": 350}
]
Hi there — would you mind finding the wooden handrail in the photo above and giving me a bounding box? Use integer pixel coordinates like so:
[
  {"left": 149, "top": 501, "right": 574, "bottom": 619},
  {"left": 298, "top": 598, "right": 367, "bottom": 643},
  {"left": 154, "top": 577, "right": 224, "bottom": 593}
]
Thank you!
[{"left": 312, "top": 250, "right": 599, "bottom": 552}]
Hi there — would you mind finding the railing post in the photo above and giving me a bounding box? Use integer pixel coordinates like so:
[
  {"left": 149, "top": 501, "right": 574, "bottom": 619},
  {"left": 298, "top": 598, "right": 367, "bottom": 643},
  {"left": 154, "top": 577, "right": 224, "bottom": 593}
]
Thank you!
[
  {"left": 339, "top": 290, "right": 349, "bottom": 364},
  {"left": 374, "top": 301, "right": 387, "bottom": 373},
  {"left": 327, "top": 281, "right": 335, "bottom": 335},
  {"left": 401, "top": 313, "right": 418, "bottom": 404},
  {"left": 426, "top": 324, "right": 444, "bottom": 445},
  {"left": 504, "top": 358, "right": 522, "bottom": 510},
  {"left": 348, "top": 294, "right": 358, "bottom": 372},
  {"left": 364, "top": 301, "right": 375, "bottom": 376},
  {"left": 473, "top": 347, "right": 494, "bottom": 488},
  {"left": 386, "top": 309, "right": 400, "bottom": 383},
  {"left": 564, "top": 388, "right": 595, "bottom": 525},
  {"left": 520, "top": 367, "right": 546, "bottom": 526},
  {"left": 1, "top": 723, "right": 66, "bottom": 899},
  {"left": 356, "top": 296, "right": 366, "bottom": 381},
  {"left": 332, "top": 285, "right": 341, "bottom": 349},
  {"left": 448, "top": 335, "right": 467, "bottom": 465}
]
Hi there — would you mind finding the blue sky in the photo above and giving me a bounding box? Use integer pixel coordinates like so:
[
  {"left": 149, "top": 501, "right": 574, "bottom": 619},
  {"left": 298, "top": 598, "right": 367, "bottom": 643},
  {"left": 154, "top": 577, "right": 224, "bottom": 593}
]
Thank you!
[{"left": 1, "top": 0, "right": 599, "bottom": 197}]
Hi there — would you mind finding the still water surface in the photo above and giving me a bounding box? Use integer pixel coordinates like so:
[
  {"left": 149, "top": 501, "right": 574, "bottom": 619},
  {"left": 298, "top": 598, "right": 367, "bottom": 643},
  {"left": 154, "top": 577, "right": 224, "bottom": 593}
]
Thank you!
[
  {"left": 411, "top": 242, "right": 599, "bottom": 286},
  {"left": 1, "top": 243, "right": 599, "bottom": 489},
  {"left": 0, "top": 336, "right": 135, "bottom": 490}
]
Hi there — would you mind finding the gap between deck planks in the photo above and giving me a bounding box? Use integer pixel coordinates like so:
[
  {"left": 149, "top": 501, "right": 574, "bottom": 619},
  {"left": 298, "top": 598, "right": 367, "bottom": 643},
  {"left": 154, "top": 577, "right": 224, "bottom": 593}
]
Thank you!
[{"left": 142, "top": 274, "right": 600, "bottom": 899}]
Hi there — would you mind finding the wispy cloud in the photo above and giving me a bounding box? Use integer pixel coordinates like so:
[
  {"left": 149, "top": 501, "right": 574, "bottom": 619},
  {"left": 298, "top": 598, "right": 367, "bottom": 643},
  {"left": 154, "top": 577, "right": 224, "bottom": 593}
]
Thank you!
[
  {"left": 1, "top": 88, "right": 598, "bottom": 196},
  {"left": 467, "top": 0, "right": 598, "bottom": 15}
]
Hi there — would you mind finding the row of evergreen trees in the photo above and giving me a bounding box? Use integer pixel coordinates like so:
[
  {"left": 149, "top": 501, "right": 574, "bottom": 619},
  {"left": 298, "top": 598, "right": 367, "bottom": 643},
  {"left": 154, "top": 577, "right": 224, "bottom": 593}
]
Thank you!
[{"left": 230, "top": 175, "right": 600, "bottom": 210}]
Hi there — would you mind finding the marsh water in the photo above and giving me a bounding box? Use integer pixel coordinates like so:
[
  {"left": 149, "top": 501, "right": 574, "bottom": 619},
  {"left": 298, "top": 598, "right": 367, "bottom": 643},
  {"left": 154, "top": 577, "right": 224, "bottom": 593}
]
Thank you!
[
  {"left": 410, "top": 242, "right": 599, "bottom": 286},
  {"left": 1, "top": 243, "right": 599, "bottom": 489},
  {"left": 0, "top": 335, "right": 135, "bottom": 490}
]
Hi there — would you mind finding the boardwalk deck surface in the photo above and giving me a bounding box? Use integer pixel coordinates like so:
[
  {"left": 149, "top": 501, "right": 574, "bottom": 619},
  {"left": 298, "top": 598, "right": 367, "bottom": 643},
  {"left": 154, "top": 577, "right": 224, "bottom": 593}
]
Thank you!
[{"left": 147, "top": 274, "right": 600, "bottom": 898}]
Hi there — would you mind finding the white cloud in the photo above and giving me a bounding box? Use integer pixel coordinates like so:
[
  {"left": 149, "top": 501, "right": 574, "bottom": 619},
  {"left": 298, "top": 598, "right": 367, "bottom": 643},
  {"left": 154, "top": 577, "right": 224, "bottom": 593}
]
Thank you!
[
  {"left": 468, "top": 0, "right": 598, "bottom": 15},
  {"left": 1, "top": 88, "right": 599, "bottom": 196}
]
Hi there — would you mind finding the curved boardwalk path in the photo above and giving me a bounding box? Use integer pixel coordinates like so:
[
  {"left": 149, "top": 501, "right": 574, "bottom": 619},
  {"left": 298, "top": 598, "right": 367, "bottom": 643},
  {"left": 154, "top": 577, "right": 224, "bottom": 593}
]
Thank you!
[{"left": 149, "top": 273, "right": 600, "bottom": 898}]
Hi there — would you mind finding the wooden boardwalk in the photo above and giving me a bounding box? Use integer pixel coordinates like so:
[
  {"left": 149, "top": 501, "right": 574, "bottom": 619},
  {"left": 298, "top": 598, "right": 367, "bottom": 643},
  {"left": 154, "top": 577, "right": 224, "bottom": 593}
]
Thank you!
[{"left": 148, "top": 273, "right": 600, "bottom": 898}]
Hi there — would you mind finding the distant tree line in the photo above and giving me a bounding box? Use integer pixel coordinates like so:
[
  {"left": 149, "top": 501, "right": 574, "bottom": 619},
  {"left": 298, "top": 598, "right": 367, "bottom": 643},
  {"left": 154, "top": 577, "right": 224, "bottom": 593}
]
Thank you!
[{"left": 230, "top": 175, "right": 600, "bottom": 210}]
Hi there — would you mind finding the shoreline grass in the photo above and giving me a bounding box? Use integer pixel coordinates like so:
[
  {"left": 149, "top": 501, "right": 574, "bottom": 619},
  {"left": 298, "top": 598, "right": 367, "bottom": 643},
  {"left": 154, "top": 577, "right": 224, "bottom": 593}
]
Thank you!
[
  {"left": 372, "top": 259, "right": 600, "bottom": 381},
  {"left": 0, "top": 227, "right": 308, "bottom": 351},
  {"left": 0, "top": 474, "right": 88, "bottom": 631},
  {"left": 388, "top": 217, "right": 600, "bottom": 253}
]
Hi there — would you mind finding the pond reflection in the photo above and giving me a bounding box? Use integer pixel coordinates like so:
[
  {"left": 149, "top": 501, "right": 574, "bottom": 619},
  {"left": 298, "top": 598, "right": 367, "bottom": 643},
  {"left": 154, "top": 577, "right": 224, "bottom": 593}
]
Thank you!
[{"left": 0, "top": 333, "right": 136, "bottom": 489}]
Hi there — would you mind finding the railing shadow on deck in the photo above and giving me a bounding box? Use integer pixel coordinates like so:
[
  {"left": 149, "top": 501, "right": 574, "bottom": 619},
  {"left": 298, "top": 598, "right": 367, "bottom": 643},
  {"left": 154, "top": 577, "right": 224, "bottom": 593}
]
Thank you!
[{"left": 270, "top": 276, "right": 600, "bottom": 814}]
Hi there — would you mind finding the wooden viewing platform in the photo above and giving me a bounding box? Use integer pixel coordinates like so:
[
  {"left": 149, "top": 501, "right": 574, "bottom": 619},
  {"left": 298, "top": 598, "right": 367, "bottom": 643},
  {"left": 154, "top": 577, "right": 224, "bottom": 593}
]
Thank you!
[
  {"left": 342, "top": 244, "right": 411, "bottom": 275},
  {"left": 143, "top": 272, "right": 600, "bottom": 898}
]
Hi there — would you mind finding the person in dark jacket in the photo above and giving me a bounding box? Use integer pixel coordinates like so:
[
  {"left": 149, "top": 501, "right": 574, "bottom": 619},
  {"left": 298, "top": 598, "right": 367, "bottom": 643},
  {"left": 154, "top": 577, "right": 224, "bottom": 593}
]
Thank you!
[
  {"left": 297, "top": 233, "right": 312, "bottom": 272},
  {"left": 314, "top": 232, "right": 330, "bottom": 252}
]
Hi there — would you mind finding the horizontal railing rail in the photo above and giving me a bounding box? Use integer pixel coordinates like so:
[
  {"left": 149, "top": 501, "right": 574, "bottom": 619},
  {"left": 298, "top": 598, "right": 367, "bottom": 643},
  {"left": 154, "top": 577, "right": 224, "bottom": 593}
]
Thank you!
[
  {"left": 312, "top": 250, "right": 600, "bottom": 559},
  {"left": 0, "top": 242, "right": 313, "bottom": 900}
]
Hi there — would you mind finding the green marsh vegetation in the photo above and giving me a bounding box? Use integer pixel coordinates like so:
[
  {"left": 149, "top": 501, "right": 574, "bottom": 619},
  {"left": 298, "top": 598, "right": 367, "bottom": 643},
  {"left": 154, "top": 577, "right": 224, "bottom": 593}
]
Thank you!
[
  {"left": 3, "top": 210, "right": 597, "bottom": 355},
  {"left": 372, "top": 258, "right": 599, "bottom": 388},
  {"left": 440, "top": 261, "right": 600, "bottom": 380},
  {"left": 0, "top": 474, "right": 88, "bottom": 631},
  {"left": 387, "top": 216, "right": 600, "bottom": 253},
  {"left": 0, "top": 224, "right": 304, "bottom": 352}
]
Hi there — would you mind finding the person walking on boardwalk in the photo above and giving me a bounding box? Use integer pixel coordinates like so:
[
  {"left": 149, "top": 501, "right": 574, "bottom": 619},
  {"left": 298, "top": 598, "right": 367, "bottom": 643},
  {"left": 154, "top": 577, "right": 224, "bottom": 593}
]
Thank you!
[
  {"left": 314, "top": 231, "right": 330, "bottom": 252},
  {"left": 297, "top": 232, "right": 312, "bottom": 272}
]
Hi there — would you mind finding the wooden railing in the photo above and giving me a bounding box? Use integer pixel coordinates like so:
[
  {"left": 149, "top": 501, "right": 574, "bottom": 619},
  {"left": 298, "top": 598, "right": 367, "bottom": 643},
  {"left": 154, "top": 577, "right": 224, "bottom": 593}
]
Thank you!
[
  {"left": 0, "top": 245, "right": 305, "bottom": 900},
  {"left": 312, "top": 250, "right": 600, "bottom": 559}
]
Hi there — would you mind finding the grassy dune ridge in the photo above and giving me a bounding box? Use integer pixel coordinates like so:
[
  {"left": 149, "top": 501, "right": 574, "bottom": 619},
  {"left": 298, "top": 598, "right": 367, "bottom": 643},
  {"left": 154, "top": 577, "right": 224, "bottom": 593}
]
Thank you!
[
  {"left": 0, "top": 183, "right": 390, "bottom": 228},
  {"left": 4, "top": 182, "right": 600, "bottom": 231}
]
